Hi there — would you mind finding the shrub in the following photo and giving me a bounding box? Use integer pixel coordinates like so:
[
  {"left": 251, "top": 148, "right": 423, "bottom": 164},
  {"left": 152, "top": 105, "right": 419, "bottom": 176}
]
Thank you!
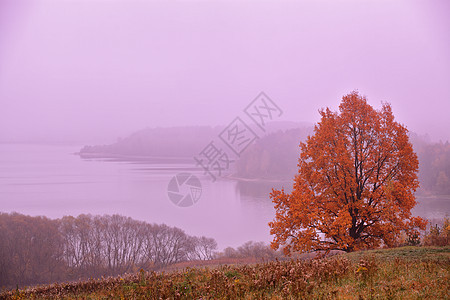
[{"left": 423, "top": 218, "right": 450, "bottom": 246}]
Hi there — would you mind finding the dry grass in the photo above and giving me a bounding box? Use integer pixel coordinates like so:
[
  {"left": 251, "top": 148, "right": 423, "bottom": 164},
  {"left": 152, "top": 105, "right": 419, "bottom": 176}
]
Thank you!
[{"left": 1, "top": 246, "right": 449, "bottom": 300}]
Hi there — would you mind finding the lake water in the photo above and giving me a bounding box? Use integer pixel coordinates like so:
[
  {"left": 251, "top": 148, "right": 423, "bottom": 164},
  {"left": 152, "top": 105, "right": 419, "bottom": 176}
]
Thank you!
[{"left": 0, "top": 144, "right": 448, "bottom": 249}]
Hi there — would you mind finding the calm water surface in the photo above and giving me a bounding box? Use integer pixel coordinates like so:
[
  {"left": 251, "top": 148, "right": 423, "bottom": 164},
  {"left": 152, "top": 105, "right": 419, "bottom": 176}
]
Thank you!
[{"left": 0, "top": 144, "right": 448, "bottom": 249}]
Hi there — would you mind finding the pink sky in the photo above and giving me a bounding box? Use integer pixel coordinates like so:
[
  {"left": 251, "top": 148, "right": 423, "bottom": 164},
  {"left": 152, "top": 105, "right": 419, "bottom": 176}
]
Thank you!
[{"left": 0, "top": 0, "right": 449, "bottom": 143}]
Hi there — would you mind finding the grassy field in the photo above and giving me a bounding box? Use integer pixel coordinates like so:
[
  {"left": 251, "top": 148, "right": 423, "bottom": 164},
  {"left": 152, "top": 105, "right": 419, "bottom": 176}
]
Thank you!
[{"left": 1, "top": 246, "right": 449, "bottom": 299}]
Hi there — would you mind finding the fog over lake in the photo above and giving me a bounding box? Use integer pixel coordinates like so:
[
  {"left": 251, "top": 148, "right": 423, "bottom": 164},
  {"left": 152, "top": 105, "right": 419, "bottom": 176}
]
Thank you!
[
  {"left": 0, "top": 144, "right": 274, "bottom": 249},
  {"left": 1, "top": 143, "right": 447, "bottom": 250}
]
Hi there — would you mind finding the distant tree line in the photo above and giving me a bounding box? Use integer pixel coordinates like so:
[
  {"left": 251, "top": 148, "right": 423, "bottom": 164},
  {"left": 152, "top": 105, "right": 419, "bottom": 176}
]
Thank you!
[
  {"left": 79, "top": 126, "right": 222, "bottom": 158},
  {"left": 218, "top": 241, "right": 281, "bottom": 260},
  {"left": 236, "top": 127, "right": 313, "bottom": 180},
  {"left": 78, "top": 122, "right": 311, "bottom": 161},
  {"left": 0, "top": 213, "right": 217, "bottom": 288},
  {"left": 237, "top": 129, "right": 450, "bottom": 195},
  {"left": 411, "top": 135, "right": 450, "bottom": 195}
]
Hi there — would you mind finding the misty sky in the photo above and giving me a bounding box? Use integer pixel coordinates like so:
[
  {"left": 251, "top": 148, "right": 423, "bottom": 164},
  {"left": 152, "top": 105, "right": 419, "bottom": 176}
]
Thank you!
[{"left": 0, "top": 0, "right": 449, "bottom": 144}]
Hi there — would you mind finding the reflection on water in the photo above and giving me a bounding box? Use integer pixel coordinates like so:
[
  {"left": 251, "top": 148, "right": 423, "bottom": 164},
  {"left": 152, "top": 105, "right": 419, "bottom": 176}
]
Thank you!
[
  {"left": 414, "top": 195, "right": 450, "bottom": 219},
  {"left": 236, "top": 180, "right": 292, "bottom": 198},
  {"left": 0, "top": 144, "right": 448, "bottom": 250}
]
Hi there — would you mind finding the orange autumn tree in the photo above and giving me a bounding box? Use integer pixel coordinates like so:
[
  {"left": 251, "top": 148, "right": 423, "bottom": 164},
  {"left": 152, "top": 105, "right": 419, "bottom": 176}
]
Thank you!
[{"left": 269, "top": 91, "right": 426, "bottom": 254}]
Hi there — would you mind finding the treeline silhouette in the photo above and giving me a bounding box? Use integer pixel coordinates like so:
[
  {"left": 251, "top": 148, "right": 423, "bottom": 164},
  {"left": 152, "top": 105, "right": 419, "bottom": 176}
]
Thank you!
[
  {"left": 79, "top": 126, "right": 222, "bottom": 158},
  {"left": 411, "top": 134, "right": 450, "bottom": 195},
  {"left": 236, "top": 129, "right": 450, "bottom": 195},
  {"left": 236, "top": 127, "right": 312, "bottom": 179},
  {"left": 0, "top": 213, "right": 217, "bottom": 288},
  {"left": 78, "top": 122, "right": 312, "bottom": 159},
  {"left": 220, "top": 241, "right": 281, "bottom": 260}
]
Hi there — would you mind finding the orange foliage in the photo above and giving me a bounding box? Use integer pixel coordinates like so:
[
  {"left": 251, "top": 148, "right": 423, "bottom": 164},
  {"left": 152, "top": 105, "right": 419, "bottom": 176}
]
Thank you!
[{"left": 269, "top": 91, "right": 427, "bottom": 254}]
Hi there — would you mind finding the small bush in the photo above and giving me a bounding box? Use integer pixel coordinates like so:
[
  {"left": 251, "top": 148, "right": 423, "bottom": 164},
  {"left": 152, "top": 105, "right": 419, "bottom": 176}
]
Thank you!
[{"left": 423, "top": 218, "right": 450, "bottom": 246}]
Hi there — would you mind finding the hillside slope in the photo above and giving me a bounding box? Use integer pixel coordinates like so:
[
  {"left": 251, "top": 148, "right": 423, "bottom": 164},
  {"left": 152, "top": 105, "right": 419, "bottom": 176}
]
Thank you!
[{"left": 2, "top": 246, "right": 449, "bottom": 299}]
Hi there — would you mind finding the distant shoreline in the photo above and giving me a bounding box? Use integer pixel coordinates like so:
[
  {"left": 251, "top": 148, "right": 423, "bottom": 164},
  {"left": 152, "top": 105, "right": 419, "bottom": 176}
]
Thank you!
[
  {"left": 75, "top": 151, "right": 194, "bottom": 163},
  {"left": 222, "top": 174, "right": 293, "bottom": 184},
  {"left": 76, "top": 151, "right": 294, "bottom": 183}
]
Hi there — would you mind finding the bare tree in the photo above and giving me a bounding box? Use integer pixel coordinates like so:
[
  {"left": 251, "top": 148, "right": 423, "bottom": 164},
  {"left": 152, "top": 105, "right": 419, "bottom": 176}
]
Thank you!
[
  {"left": 189, "top": 236, "right": 218, "bottom": 260},
  {"left": 0, "top": 213, "right": 217, "bottom": 286}
]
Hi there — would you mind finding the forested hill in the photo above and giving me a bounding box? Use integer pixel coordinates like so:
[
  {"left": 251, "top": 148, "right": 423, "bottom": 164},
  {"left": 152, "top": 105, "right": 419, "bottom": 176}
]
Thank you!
[
  {"left": 78, "top": 121, "right": 312, "bottom": 159},
  {"left": 235, "top": 127, "right": 313, "bottom": 180},
  {"left": 79, "top": 126, "right": 221, "bottom": 158}
]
